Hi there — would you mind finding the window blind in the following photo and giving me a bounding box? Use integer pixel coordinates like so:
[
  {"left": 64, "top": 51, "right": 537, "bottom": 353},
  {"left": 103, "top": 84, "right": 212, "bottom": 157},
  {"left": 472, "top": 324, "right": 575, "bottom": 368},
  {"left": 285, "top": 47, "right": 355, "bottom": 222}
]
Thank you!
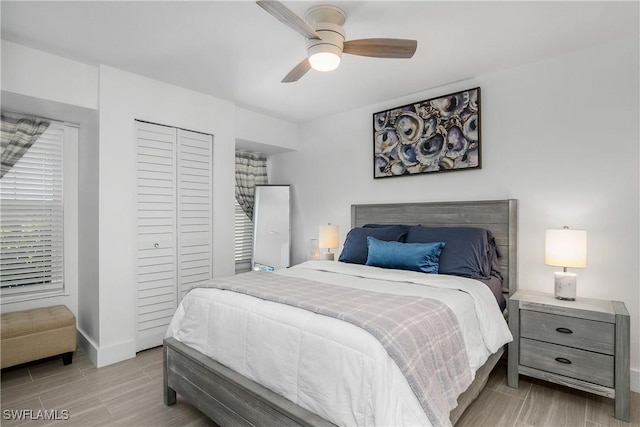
[
  {"left": 234, "top": 199, "right": 253, "bottom": 273},
  {"left": 0, "top": 124, "right": 64, "bottom": 295}
]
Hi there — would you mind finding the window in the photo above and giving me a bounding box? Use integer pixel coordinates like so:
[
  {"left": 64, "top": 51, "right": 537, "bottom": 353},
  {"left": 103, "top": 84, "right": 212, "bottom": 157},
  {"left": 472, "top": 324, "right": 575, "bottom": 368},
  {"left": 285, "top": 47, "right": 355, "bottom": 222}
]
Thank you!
[
  {"left": 234, "top": 150, "right": 267, "bottom": 274},
  {"left": 234, "top": 199, "right": 253, "bottom": 273},
  {"left": 1, "top": 123, "right": 66, "bottom": 297}
]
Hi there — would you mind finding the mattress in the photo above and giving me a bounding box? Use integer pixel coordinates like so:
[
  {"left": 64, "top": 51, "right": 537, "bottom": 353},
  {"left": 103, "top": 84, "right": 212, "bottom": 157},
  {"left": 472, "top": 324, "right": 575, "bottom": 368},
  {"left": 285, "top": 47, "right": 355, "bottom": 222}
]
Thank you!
[{"left": 166, "top": 261, "right": 513, "bottom": 427}]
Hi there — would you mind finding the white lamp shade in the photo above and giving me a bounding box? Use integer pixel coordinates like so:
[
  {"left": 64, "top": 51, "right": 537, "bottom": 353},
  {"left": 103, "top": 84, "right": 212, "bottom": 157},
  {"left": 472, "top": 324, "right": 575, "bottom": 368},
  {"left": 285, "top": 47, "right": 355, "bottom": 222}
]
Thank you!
[
  {"left": 545, "top": 228, "right": 587, "bottom": 268},
  {"left": 318, "top": 224, "right": 340, "bottom": 249}
]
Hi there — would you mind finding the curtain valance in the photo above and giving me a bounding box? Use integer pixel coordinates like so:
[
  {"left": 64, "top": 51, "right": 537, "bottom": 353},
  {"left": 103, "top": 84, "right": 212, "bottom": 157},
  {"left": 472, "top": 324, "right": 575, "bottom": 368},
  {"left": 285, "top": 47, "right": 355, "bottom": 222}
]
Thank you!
[
  {"left": 235, "top": 151, "right": 268, "bottom": 221},
  {"left": 1, "top": 112, "right": 51, "bottom": 178}
]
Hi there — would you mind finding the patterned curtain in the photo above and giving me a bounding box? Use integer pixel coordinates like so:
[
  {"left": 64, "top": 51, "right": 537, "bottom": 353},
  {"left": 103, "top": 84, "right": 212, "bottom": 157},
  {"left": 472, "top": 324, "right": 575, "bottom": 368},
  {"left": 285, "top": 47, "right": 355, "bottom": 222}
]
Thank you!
[
  {"left": 235, "top": 151, "right": 268, "bottom": 221},
  {"left": 1, "top": 112, "right": 51, "bottom": 178}
]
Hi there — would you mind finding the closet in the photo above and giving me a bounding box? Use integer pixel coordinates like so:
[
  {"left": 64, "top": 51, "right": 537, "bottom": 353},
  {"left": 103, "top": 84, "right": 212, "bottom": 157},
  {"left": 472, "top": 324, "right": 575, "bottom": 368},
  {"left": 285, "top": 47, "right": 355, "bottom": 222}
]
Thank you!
[{"left": 135, "top": 121, "right": 213, "bottom": 351}]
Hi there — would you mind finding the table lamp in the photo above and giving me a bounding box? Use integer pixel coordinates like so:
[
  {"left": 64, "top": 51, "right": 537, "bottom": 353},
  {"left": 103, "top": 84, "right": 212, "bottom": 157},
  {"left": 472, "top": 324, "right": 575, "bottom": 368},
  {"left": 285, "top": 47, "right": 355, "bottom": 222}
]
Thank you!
[
  {"left": 545, "top": 226, "right": 587, "bottom": 300},
  {"left": 319, "top": 223, "right": 340, "bottom": 261}
]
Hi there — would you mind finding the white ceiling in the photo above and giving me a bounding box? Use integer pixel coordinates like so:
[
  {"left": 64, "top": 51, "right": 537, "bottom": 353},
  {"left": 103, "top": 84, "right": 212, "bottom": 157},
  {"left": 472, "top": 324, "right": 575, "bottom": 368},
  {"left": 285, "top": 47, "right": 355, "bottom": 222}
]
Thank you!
[{"left": 2, "top": 1, "right": 638, "bottom": 123}]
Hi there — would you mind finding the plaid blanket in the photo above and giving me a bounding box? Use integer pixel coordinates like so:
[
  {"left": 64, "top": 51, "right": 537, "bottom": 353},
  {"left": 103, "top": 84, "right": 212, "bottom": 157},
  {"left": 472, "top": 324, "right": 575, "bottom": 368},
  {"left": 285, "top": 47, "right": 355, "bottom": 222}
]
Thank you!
[{"left": 199, "top": 271, "right": 472, "bottom": 427}]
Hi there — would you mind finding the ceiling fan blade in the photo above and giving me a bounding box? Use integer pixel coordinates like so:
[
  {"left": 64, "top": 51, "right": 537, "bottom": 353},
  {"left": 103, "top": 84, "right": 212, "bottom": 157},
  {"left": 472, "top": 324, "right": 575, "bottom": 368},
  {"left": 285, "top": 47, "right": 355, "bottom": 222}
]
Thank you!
[
  {"left": 282, "top": 58, "right": 312, "bottom": 83},
  {"left": 343, "top": 38, "right": 417, "bottom": 59},
  {"left": 256, "top": 1, "right": 320, "bottom": 40}
]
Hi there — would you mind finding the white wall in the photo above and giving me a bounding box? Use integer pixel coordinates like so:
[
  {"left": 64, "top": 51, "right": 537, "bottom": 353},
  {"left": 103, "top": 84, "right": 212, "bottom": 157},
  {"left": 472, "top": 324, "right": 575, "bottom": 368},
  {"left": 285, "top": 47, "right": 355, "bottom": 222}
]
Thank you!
[
  {"left": 270, "top": 36, "right": 640, "bottom": 390},
  {"left": 1, "top": 41, "right": 100, "bottom": 351},
  {"left": 235, "top": 107, "right": 299, "bottom": 153},
  {"left": 1, "top": 40, "right": 98, "bottom": 110},
  {"left": 96, "top": 65, "right": 236, "bottom": 366}
]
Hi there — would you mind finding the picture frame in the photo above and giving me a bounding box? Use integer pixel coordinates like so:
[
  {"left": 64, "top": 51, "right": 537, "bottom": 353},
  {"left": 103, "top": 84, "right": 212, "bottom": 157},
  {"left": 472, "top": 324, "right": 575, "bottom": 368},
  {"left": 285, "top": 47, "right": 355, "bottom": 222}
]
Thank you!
[{"left": 373, "top": 87, "right": 481, "bottom": 178}]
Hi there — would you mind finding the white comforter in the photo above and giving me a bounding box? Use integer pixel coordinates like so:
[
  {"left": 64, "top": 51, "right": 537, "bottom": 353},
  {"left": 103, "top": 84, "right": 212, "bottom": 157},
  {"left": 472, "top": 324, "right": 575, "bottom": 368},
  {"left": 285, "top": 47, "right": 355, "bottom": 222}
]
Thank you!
[{"left": 166, "top": 261, "right": 512, "bottom": 427}]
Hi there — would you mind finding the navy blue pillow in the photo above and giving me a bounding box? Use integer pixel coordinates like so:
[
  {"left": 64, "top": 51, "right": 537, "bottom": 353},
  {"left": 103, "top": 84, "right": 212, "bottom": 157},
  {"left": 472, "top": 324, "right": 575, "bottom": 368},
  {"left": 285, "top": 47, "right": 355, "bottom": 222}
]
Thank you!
[
  {"left": 365, "top": 237, "right": 445, "bottom": 273},
  {"left": 405, "top": 226, "right": 496, "bottom": 279},
  {"left": 362, "top": 224, "right": 410, "bottom": 241},
  {"left": 338, "top": 226, "right": 407, "bottom": 265}
]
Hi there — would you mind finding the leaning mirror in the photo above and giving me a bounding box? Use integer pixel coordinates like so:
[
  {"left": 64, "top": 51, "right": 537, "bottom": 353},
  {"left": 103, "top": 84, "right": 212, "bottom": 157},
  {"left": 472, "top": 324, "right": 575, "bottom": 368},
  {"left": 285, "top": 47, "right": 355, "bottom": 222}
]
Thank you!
[{"left": 252, "top": 185, "right": 291, "bottom": 271}]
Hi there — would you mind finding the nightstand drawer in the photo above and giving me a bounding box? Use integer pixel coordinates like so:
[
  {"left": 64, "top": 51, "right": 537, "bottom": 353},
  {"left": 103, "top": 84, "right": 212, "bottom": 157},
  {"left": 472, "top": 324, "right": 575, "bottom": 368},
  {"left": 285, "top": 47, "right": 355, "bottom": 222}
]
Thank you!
[
  {"left": 520, "top": 338, "right": 614, "bottom": 387},
  {"left": 520, "top": 310, "right": 614, "bottom": 355}
]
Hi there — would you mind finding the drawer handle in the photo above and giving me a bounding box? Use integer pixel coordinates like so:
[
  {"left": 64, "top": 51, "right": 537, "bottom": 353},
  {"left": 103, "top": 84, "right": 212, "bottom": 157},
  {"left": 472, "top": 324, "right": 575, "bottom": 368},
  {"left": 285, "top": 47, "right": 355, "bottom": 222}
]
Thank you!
[
  {"left": 555, "top": 327, "right": 573, "bottom": 334},
  {"left": 554, "top": 357, "right": 572, "bottom": 365}
]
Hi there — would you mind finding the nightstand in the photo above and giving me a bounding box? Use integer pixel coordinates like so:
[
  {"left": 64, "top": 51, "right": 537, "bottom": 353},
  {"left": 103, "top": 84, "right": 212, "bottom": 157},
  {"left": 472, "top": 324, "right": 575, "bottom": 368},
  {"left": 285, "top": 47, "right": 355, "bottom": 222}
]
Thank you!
[{"left": 507, "top": 290, "right": 630, "bottom": 421}]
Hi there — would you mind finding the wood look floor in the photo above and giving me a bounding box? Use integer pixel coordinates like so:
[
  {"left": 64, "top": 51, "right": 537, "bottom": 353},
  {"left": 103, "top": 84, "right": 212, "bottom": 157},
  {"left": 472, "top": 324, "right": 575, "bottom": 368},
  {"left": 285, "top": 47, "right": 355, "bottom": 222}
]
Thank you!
[{"left": 1, "top": 347, "right": 638, "bottom": 427}]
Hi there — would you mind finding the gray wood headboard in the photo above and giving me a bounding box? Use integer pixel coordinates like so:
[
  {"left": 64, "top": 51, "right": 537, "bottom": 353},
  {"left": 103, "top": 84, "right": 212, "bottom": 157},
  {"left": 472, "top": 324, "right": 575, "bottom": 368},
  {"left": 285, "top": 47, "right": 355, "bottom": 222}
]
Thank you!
[{"left": 351, "top": 199, "right": 518, "bottom": 298}]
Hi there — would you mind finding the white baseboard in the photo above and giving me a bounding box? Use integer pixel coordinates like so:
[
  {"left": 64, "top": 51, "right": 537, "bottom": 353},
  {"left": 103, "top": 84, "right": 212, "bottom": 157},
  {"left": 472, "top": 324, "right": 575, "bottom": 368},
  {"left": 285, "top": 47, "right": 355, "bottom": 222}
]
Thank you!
[
  {"left": 76, "top": 329, "right": 136, "bottom": 368},
  {"left": 76, "top": 329, "right": 98, "bottom": 367},
  {"left": 632, "top": 368, "right": 640, "bottom": 393},
  {"left": 95, "top": 338, "right": 136, "bottom": 368}
]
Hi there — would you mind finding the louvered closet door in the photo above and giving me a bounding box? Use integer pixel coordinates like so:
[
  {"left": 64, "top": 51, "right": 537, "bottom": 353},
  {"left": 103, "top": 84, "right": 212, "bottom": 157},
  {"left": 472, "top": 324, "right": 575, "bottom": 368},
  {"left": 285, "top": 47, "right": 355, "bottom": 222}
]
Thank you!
[
  {"left": 136, "top": 122, "right": 178, "bottom": 351},
  {"left": 177, "top": 129, "right": 212, "bottom": 300}
]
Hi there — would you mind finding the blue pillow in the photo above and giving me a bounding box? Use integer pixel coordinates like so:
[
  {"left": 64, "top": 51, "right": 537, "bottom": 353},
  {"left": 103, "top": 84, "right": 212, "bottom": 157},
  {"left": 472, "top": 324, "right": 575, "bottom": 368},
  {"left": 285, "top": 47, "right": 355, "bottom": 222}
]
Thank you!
[
  {"left": 365, "top": 236, "right": 445, "bottom": 274},
  {"left": 362, "top": 224, "right": 410, "bottom": 241},
  {"left": 338, "top": 226, "right": 407, "bottom": 265},
  {"left": 405, "top": 226, "right": 496, "bottom": 279}
]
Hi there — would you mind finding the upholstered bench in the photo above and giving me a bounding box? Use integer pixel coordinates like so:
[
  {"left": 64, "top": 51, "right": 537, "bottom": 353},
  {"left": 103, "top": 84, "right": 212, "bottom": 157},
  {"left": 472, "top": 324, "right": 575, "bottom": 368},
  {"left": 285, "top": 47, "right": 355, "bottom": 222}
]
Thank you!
[{"left": 1, "top": 305, "right": 76, "bottom": 369}]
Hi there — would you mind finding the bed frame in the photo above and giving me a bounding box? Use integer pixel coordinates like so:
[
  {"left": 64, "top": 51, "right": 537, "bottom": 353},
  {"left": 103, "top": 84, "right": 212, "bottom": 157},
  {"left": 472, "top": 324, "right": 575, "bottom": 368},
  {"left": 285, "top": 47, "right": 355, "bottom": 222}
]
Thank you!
[{"left": 164, "top": 199, "right": 518, "bottom": 426}]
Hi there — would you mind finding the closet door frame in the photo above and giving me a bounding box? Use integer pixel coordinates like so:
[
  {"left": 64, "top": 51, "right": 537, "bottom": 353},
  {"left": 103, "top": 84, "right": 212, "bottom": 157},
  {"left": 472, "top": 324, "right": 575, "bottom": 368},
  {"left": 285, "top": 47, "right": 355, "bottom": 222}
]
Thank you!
[{"left": 135, "top": 120, "right": 213, "bottom": 351}]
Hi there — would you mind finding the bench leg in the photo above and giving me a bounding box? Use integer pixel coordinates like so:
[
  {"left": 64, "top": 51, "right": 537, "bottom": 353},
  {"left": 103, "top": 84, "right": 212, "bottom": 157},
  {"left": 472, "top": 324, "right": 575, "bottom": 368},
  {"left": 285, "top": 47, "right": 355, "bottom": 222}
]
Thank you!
[{"left": 62, "top": 352, "right": 73, "bottom": 365}]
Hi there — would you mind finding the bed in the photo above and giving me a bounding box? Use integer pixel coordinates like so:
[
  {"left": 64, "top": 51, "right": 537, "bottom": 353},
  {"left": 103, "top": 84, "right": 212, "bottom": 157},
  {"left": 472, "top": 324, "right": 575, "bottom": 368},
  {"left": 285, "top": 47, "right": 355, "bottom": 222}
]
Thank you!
[{"left": 163, "top": 199, "right": 518, "bottom": 426}]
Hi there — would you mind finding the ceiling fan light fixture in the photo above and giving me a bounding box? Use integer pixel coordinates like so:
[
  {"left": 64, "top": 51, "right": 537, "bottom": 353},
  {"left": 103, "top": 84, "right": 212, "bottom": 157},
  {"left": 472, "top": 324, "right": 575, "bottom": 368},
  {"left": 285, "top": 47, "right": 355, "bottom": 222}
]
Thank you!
[
  {"left": 306, "top": 21, "right": 345, "bottom": 72},
  {"left": 258, "top": 1, "right": 417, "bottom": 83},
  {"left": 309, "top": 50, "right": 341, "bottom": 72}
]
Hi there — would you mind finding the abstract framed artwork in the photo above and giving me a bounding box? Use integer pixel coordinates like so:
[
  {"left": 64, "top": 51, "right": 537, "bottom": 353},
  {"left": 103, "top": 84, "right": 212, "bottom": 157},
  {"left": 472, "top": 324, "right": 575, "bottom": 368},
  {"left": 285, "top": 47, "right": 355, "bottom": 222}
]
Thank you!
[{"left": 373, "top": 87, "right": 481, "bottom": 178}]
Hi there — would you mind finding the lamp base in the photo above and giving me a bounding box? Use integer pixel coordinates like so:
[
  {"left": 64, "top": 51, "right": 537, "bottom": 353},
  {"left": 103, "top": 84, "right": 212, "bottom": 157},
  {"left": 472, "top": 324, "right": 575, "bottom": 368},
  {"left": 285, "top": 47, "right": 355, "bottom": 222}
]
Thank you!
[{"left": 554, "top": 272, "right": 576, "bottom": 301}]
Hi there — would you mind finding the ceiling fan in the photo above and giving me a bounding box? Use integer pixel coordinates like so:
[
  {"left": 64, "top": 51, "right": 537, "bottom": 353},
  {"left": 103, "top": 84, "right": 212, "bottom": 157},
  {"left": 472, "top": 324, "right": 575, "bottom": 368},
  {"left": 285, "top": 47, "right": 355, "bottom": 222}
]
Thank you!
[{"left": 256, "top": 1, "right": 418, "bottom": 83}]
